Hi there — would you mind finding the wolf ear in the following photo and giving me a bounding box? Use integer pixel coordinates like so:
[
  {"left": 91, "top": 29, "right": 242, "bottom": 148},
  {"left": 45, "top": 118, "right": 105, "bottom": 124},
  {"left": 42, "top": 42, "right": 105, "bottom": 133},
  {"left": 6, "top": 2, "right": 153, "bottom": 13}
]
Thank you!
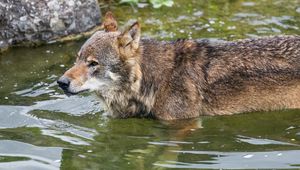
[
  {"left": 117, "top": 22, "right": 141, "bottom": 61},
  {"left": 103, "top": 11, "right": 118, "bottom": 32}
]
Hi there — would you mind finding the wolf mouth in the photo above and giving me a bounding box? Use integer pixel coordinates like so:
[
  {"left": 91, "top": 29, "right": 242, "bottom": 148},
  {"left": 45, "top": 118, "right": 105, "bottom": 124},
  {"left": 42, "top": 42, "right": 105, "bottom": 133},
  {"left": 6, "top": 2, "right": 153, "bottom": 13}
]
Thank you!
[{"left": 62, "top": 89, "right": 89, "bottom": 96}]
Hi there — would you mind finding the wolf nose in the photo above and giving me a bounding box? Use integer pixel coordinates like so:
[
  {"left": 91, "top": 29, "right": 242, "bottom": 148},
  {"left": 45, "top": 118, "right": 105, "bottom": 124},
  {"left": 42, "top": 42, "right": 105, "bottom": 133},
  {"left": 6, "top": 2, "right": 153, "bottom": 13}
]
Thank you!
[{"left": 57, "top": 76, "right": 70, "bottom": 90}]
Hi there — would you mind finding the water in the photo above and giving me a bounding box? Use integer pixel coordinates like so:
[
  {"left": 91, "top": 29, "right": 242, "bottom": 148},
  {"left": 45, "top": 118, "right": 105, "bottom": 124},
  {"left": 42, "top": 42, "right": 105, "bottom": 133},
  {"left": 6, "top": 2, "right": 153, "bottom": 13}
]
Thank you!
[{"left": 1, "top": 0, "right": 300, "bottom": 169}]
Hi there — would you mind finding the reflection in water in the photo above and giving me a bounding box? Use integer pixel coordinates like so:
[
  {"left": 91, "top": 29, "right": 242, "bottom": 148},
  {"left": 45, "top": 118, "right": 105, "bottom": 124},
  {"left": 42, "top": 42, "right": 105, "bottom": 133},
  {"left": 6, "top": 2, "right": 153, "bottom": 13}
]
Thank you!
[
  {"left": 0, "top": 94, "right": 300, "bottom": 169},
  {"left": 0, "top": 140, "right": 62, "bottom": 170},
  {"left": 155, "top": 150, "right": 300, "bottom": 169},
  {"left": 1, "top": 0, "right": 300, "bottom": 169},
  {"left": 237, "top": 135, "right": 299, "bottom": 146},
  {"left": 0, "top": 96, "right": 101, "bottom": 145}
]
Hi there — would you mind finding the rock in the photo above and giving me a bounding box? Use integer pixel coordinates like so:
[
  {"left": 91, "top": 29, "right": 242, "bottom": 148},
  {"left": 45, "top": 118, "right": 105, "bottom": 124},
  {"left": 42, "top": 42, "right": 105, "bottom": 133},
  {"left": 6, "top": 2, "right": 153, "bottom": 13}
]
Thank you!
[{"left": 0, "top": 0, "right": 101, "bottom": 52}]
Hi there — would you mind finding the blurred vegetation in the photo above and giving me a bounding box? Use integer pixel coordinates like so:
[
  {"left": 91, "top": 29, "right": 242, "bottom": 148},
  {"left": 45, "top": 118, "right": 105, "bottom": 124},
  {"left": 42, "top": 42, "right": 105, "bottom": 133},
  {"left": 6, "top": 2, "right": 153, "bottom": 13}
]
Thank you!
[
  {"left": 101, "top": 0, "right": 174, "bottom": 8},
  {"left": 98, "top": 0, "right": 300, "bottom": 41}
]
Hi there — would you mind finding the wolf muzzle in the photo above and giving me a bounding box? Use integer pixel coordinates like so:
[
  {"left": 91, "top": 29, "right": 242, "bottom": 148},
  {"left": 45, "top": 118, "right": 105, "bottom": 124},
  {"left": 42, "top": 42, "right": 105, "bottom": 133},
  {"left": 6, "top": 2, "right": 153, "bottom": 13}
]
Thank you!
[{"left": 57, "top": 76, "right": 71, "bottom": 91}]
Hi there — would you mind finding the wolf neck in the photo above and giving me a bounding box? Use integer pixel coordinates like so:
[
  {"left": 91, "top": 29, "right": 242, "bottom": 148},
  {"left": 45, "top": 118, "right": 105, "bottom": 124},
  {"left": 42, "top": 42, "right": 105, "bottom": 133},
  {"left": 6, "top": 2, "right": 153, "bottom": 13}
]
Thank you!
[
  {"left": 111, "top": 39, "right": 177, "bottom": 118},
  {"left": 131, "top": 39, "right": 208, "bottom": 118},
  {"left": 139, "top": 39, "right": 176, "bottom": 90}
]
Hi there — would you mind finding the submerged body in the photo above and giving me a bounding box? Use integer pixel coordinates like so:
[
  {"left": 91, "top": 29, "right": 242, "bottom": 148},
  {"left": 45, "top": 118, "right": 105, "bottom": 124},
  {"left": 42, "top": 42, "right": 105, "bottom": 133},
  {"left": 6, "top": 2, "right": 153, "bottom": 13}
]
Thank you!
[
  {"left": 139, "top": 36, "right": 300, "bottom": 119},
  {"left": 57, "top": 13, "right": 300, "bottom": 120},
  {"left": 115, "top": 36, "right": 300, "bottom": 120}
]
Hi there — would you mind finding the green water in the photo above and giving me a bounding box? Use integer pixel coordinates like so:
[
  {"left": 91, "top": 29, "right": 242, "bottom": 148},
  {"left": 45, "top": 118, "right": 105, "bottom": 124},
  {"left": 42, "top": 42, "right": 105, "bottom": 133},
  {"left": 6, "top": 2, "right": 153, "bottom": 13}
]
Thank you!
[{"left": 1, "top": 0, "right": 300, "bottom": 169}]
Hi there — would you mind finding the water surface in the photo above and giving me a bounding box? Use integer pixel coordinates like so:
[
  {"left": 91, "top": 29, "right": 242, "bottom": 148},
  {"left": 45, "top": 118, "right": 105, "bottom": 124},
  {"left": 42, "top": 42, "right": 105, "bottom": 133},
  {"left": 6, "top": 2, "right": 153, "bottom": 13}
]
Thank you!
[{"left": 1, "top": 0, "right": 300, "bottom": 169}]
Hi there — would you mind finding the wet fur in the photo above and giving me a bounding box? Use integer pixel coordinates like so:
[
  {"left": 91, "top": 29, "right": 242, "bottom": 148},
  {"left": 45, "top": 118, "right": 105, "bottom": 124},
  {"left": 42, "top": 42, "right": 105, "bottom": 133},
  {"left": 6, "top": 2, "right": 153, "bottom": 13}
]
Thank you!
[
  {"left": 120, "top": 36, "right": 300, "bottom": 120},
  {"left": 86, "top": 35, "right": 300, "bottom": 120}
]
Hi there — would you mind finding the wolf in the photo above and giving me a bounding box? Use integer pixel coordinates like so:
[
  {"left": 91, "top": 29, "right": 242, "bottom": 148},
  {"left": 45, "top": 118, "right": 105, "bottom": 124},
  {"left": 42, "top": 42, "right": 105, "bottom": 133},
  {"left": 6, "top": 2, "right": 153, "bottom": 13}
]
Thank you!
[{"left": 57, "top": 12, "right": 300, "bottom": 120}]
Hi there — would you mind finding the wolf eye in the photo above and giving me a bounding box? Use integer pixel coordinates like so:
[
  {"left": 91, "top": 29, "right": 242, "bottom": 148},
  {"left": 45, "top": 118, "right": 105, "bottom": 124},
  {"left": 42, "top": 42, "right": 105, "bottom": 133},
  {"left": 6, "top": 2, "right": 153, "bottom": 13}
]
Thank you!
[{"left": 88, "top": 61, "right": 99, "bottom": 67}]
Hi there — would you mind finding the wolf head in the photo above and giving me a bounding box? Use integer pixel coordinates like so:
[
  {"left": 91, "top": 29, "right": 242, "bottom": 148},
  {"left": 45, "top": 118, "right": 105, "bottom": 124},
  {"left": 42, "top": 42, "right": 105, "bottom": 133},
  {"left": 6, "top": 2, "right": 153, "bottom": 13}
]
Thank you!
[{"left": 57, "top": 12, "right": 142, "bottom": 99}]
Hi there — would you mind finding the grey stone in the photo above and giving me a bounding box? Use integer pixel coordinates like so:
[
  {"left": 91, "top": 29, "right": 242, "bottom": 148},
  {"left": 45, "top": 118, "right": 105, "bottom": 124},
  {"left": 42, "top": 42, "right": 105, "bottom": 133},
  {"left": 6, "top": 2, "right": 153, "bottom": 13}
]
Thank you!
[{"left": 0, "top": 0, "right": 101, "bottom": 51}]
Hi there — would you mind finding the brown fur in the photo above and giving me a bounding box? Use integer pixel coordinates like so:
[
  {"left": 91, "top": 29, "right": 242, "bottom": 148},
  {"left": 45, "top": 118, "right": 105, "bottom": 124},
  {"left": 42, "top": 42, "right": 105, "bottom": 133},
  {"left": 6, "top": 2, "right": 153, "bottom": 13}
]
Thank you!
[{"left": 57, "top": 12, "right": 300, "bottom": 120}]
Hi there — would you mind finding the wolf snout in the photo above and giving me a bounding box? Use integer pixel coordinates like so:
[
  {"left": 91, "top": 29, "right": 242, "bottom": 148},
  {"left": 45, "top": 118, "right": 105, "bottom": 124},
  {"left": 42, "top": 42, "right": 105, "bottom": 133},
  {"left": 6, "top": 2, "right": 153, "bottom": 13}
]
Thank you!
[{"left": 57, "top": 76, "right": 70, "bottom": 90}]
